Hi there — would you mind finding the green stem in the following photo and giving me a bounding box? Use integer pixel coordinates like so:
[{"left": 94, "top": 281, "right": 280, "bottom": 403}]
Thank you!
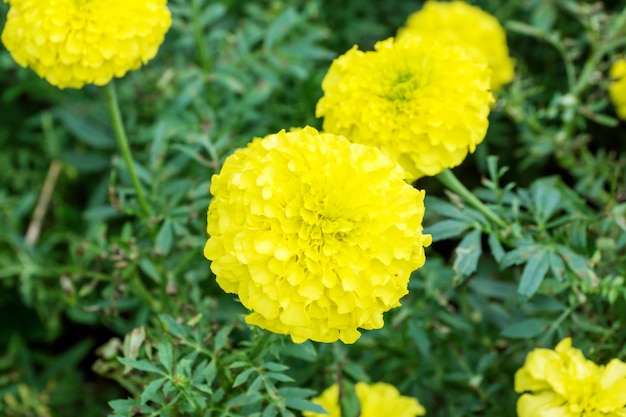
[
  {"left": 436, "top": 169, "right": 508, "bottom": 229},
  {"left": 104, "top": 82, "right": 151, "bottom": 218}
]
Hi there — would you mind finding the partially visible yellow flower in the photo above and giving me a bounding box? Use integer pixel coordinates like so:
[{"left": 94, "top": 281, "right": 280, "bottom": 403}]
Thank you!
[
  {"left": 316, "top": 37, "right": 494, "bottom": 180},
  {"left": 609, "top": 59, "right": 626, "bottom": 120},
  {"left": 304, "top": 382, "right": 426, "bottom": 417},
  {"left": 1, "top": 0, "right": 171, "bottom": 89},
  {"left": 515, "top": 337, "right": 626, "bottom": 417},
  {"left": 204, "top": 126, "right": 431, "bottom": 344},
  {"left": 398, "top": 0, "right": 514, "bottom": 90}
]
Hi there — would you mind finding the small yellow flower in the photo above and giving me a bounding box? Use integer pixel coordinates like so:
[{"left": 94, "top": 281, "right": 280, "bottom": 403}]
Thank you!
[
  {"left": 204, "top": 126, "right": 431, "bottom": 344},
  {"left": 515, "top": 338, "right": 626, "bottom": 417},
  {"left": 609, "top": 59, "right": 626, "bottom": 120},
  {"left": 398, "top": 0, "right": 514, "bottom": 90},
  {"left": 304, "top": 382, "right": 426, "bottom": 417},
  {"left": 1, "top": 0, "right": 171, "bottom": 89},
  {"left": 316, "top": 37, "right": 494, "bottom": 180}
]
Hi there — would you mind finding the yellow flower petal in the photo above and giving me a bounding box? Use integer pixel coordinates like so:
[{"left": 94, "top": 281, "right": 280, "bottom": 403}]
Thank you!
[
  {"left": 1, "top": 0, "right": 171, "bottom": 89},
  {"left": 205, "top": 127, "right": 430, "bottom": 343}
]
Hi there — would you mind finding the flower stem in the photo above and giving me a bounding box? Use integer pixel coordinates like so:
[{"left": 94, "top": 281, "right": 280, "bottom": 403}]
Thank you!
[
  {"left": 436, "top": 169, "right": 507, "bottom": 229},
  {"left": 104, "top": 81, "right": 151, "bottom": 218}
]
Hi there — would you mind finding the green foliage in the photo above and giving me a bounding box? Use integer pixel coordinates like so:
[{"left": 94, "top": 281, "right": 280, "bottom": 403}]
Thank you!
[{"left": 1, "top": 0, "right": 626, "bottom": 416}]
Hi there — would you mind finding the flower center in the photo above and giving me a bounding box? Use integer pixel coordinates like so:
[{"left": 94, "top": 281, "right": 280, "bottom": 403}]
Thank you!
[{"left": 385, "top": 71, "right": 420, "bottom": 101}]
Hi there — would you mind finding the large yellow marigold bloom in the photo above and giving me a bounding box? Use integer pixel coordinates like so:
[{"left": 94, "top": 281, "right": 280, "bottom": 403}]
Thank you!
[
  {"left": 1, "top": 0, "right": 171, "bottom": 89},
  {"left": 304, "top": 382, "right": 426, "bottom": 417},
  {"left": 609, "top": 59, "right": 626, "bottom": 120},
  {"left": 204, "top": 126, "right": 431, "bottom": 344},
  {"left": 515, "top": 338, "right": 626, "bottom": 417},
  {"left": 316, "top": 37, "right": 494, "bottom": 180},
  {"left": 397, "top": 0, "right": 514, "bottom": 90}
]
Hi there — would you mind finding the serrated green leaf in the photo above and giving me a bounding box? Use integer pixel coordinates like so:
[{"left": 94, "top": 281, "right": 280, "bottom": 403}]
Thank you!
[
  {"left": 118, "top": 358, "right": 165, "bottom": 376},
  {"left": 157, "top": 340, "right": 173, "bottom": 373},
  {"left": 531, "top": 178, "right": 561, "bottom": 223},
  {"left": 556, "top": 244, "right": 597, "bottom": 284},
  {"left": 453, "top": 229, "right": 482, "bottom": 280},
  {"left": 215, "top": 324, "right": 233, "bottom": 352},
  {"left": 548, "top": 250, "right": 565, "bottom": 281},
  {"left": 425, "top": 219, "right": 471, "bottom": 242},
  {"left": 501, "top": 243, "right": 535, "bottom": 268},
  {"left": 141, "top": 377, "right": 165, "bottom": 405},
  {"left": 488, "top": 233, "right": 505, "bottom": 263},
  {"left": 518, "top": 248, "right": 550, "bottom": 297}
]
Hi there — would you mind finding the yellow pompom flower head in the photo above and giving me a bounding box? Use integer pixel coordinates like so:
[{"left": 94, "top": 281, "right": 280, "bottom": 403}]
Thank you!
[
  {"left": 1, "top": 0, "right": 172, "bottom": 89},
  {"left": 303, "top": 382, "right": 426, "bottom": 417},
  {"left": 398, "top": 0, "right": 514, "bottom": 90},
  {"left": 515, "top": 337, "right": 626, "bottom": 417},
  {"left": 609, "top": 58, "right": 626, "bottom": 120},
  {"left": 204, "top": 126, "right": 431, "bottom": 344},
  {"left": 316, "top": 37, "right": 494, "bottom": 180}
]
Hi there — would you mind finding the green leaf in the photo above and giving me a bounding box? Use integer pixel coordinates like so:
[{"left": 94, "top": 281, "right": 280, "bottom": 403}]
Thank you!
[
  {"left": 280, "top": 340, "right": 317, "bottom": 362},
  {"left": 262, "top": 404, "right": 278, "bottom": 417},
  {"left": 55, "top": 104, "right": 116, "bottom": 150},
  {"left": 157, "top": 339, "right": 174, "bottom": 373},
  {"left": 425, "top": 219, "right": 471, "bottom": 242},
  {"left": 277, "top": 387, "right": 318, "bottom": 398},
  {"left": 264, "top": 8, "right": 299, "bottom": 49},
  {"left": 556, "top": 245, "right": 598, "bottom": 286},
  {"left": 407, "top": 321, "right": 430, "bottom": 358},
  {"left": 453, "top": 229, "right": 482, "bottom": 279},
  {"left": 501, "top": 242, "right": 536, "bottom": 268},
  {"left": 141, "top": 377, "right": 165, "bottom": 405},
  {"left": 425, "top": 196, "right": 465, "bottom": 221},
  {"left": 518, "top": 248, "right": 550, "bottom": 297},
  {"left": 215, "top": 323, "right": 233, "bottom": 352},
  {"left": 548, "top": 250, "right": 565, "bottom": 281},
  {"left": 61, "top": 150, "right": 110, "bottom": 173},
  {"left": 285, "top": 398, "right": 328, "bottom": 413},
  {"left": 265, "top": 362, "right": 289, "bottom": 372},
  {"left": 531, "top": 178, "right": 561, "bottom": 224},
  {"left": 155, "top": 220, "right": 174, "bottom": 255},
  {"left": 501, "top": 318, "right": 550, "bottom": 339},
  {"left": 118, "top": 358, "right": 165, "bottom": 376},
  {"left": 265, "top": 372, "right": 295, "bottom": 383},
  {"left": 233, "top": 367, "right": 257, "bottom": 388},
  {"left": 488, "top": 233, "right": 505, "bottom": 263},
  {"left": 160, "top": 315, "right": 187, "bottom": 339}
]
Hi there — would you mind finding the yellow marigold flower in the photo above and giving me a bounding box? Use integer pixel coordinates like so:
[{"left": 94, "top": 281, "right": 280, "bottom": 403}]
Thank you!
[
  {"left": 316, "top": 37, "right": 494, "bottom": 180},
  {"left": 609, "top": 59, "right": 626, "bottom": 120},
  {"left": 1, "top": 0, "right": 171, "bottom": 89},
  {"left": 304, "top": 382, "right": 426, "bottom": 417},
  {"left": 204, "top": 126, "right": 431, "bottom": 344},
  {"left": 515, "top": 338, "right": 626, "bottom": 417},
  {"left": 397, "top": 0, "right": 514, "bottom": 90}
]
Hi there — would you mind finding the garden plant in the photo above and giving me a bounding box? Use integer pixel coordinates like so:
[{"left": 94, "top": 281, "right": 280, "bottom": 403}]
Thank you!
[{"left": 1, "top": 0, "right": 626, "bottom": 416}]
